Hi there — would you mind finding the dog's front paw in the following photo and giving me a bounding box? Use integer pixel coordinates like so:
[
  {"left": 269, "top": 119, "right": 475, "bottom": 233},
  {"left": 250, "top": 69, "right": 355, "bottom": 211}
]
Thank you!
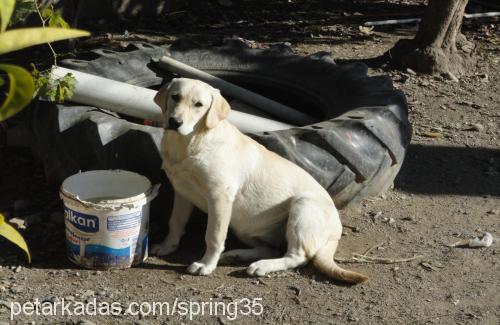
[
  {"left": 187, "top": 261, "right": 216, "bottom": 276},
  {"left": 150, "top": 241, "right": 178, "bottom": 256},
  {"left": 247, "top": 260, "right": 275, "bottom": 277}
]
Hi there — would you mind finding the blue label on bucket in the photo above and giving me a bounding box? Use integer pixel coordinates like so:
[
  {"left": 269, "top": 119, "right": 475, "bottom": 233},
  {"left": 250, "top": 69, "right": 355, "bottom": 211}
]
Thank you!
[
  {"left": 65, "top": 208, "right": 99, "bottom": 233},
  {"left": 84, "top": 244, "right": 131, "bottom": 267},
  {"left": 107, "top": 211, "right": 141, "bottom": 231}
]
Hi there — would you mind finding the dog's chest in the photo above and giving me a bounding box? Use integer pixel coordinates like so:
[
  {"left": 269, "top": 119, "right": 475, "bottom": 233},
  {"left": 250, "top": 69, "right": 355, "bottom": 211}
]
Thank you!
[{"left": 163, "top": 158, "right": 210, "bottom": 212}]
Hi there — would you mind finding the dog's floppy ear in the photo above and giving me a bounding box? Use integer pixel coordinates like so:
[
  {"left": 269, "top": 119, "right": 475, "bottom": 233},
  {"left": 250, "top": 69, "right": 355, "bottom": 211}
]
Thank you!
[
  {"left": 206, "top": 89, "right": 230, "bottom": 129},
  {"left": 154, "top": 81, "right": 174, "bottom": 113}
]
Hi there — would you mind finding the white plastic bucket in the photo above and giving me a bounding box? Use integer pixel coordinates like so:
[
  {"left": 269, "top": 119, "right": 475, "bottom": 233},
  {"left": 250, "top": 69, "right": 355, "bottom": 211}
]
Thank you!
[{"left": 60, "top": 170, "right": 159, "bottom": 269}]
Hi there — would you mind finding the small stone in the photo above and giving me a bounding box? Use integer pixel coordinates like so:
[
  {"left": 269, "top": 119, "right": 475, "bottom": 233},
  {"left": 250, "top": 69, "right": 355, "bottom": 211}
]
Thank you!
[
  {"left": 430, "top": 126, "right": 443, "bottom": 132},
  {"left": 486, "top": 209, "right": 498, "bottom": 215},
  {"left": 64, "top": 295, "right": 75, "bottom": 302},
  {"left": 8, "top": 218, "right": 26, "bottom": 230},
  {"left": 406, "top": 68, "right": 417, "bottom": 75},
  {"left": 445, "top": 72, "right": 459, "bottom": 82},
  {"left": 97, "top": 290, "right": 106, "bottom": 296},
  {"left": 470, "top": 123, "right": 484, "bottom": 132},
  {"left": 370, "top": 211, "right": 382, "bottom": 221},
  {"left": 14, "top": 266, "right": 22, "bottom": 273}
]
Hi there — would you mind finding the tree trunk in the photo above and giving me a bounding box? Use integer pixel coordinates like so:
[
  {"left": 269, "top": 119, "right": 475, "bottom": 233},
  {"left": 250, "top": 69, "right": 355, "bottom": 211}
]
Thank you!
[{"left": 387, "top": 0, "right": 475, "bottom": 77}]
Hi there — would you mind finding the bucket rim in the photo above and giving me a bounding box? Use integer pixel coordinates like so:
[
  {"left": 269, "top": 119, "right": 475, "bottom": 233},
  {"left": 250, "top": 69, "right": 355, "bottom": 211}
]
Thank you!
[{"left": 60, "top": 170, "right": 159, "bottom": 210}]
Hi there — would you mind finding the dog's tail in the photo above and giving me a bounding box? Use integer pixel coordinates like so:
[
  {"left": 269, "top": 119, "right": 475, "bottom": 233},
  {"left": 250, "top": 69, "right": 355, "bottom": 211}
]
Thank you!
[{"left": 312, "top": 239, "right": 368, "bottom": 284}]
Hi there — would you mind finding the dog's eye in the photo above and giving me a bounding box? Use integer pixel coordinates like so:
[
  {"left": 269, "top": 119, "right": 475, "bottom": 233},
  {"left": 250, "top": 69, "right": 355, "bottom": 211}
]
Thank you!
[
  {"left": 171, "top": 94, "right": 180, "bottom": 102},
  {"left": 194, "top": 102, "right": 203, "bottom": 107}
]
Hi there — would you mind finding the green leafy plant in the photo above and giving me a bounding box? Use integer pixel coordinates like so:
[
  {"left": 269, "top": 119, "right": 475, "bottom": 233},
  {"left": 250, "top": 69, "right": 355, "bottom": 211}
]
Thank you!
[
  {"left": 32, "top": 64, "right": 76, "bottom": 103},
  {"left": 42, "top": 6, "right": 69, "bottom": 29},
  {"left": 0, "top": 0, "right": 89, "bottom": 121},
  {"left": 0, "top": 213, "right": 31, "bottom": 262},
  {"left": 0, "top": 0, "right": 90, "bottom": 262},
  {"left": 8, "top": 0, "right": 36, "bottom": 26}
]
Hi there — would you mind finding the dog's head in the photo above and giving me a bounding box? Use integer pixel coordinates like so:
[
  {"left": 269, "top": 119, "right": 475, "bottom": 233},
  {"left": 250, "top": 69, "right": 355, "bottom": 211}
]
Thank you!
[{"left": 154, "top": 78, "right": 230, "bottom": 136}]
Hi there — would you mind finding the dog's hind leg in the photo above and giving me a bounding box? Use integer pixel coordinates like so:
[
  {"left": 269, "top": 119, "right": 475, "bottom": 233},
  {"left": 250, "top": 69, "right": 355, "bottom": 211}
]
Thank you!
[
  {"left": 247, "top": 196, "right": 333, "bottom": 277},
  {"left": 220, "top": 247, "right": 281, "bottom": 264},
  {"left": 247, "top": 253, "right": 308, "bottom": 277}
]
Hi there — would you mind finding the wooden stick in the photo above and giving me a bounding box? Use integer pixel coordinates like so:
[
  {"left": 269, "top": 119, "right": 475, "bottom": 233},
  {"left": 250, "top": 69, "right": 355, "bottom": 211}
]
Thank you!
[
  {"left": 352, "top": 253, "right": 423, "bottom": 264},
  {"left": 335, "top": 254, "right": 423, "bottom": 264}
]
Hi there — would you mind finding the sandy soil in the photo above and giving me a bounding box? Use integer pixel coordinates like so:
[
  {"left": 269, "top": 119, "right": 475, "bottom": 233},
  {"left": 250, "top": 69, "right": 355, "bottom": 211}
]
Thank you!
[{"left": 0, "top": 1, "right": 499, "bottom": 324}]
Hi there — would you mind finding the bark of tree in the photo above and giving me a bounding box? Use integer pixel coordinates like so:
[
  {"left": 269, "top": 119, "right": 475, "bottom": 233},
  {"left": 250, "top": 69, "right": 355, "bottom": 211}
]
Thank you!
[{"left": 387, "top": 0, "right": 475, "bottom": 77}]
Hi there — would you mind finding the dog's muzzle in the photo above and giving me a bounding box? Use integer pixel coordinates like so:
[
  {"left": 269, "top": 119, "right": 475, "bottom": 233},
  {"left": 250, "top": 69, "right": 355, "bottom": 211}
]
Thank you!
[{"left": 167, "top": 117, "right": 183, "bottom": 130}]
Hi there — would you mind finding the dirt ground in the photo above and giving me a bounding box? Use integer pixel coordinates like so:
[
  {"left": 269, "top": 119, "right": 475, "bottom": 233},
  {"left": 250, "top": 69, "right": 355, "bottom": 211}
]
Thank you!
[{"left": 1, "top": 1, "right": 499, "bottom": 324}]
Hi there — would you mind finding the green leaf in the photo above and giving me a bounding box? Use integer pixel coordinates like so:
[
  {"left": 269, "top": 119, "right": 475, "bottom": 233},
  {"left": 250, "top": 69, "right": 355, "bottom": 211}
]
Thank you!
[
  {"left": 0, "top": 0, "right": 16, "bottom": 32},
  {"left": 0, "top": 213, "right": 31, "bottom": 263},
  {"left": 31, "top": 64, "right": 50, "bottom": 92},
  {"left": 8, "top": 0, "right": 36, "bottom": 27},
  {"left": 48, "top": 10, "right": 70, "bottom": 29},
  {"left": 41, "top": 6, "right": 70, "bottom": 29},
  {"left": 0, "top": 27, "right": 90, "bottom": 55},
  {"left": 55, "top": 73, "right": 76, "bottom": 102},
  {"left": 0, "top": 63, "right": 35, "bottom": 121},
  {"left": 41, "top": 7, "right": 52, "bottom": 19}
]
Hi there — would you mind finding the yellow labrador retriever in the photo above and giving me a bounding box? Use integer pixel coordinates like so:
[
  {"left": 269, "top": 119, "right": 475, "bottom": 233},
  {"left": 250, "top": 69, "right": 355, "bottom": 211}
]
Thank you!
[{"left": 151, "top": 78, "right": 367, "bottom": 284}]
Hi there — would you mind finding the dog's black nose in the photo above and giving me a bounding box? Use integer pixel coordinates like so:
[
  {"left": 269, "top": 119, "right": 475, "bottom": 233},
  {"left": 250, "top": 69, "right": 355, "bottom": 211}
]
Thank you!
[{"left": 168, "top": 117, "right": 183, "bottom": 130}]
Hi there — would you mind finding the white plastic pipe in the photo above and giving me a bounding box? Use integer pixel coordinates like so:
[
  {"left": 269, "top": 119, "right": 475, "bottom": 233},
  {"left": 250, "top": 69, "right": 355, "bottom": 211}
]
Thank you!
[
  {"left": 364, "top": 11, "right": 500, "bottom": 26},
  {"left": 157, "top": 56, "right": 317, "bottom": 125},
  {"left": 50, "top": 67, "right": 293, "bottom": 133}
]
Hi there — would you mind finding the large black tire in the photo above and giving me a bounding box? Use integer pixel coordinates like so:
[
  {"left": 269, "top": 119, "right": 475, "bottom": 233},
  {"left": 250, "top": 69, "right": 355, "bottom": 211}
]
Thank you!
[{"left": 33, "top": 41, "right": 411, "bottom": 208}]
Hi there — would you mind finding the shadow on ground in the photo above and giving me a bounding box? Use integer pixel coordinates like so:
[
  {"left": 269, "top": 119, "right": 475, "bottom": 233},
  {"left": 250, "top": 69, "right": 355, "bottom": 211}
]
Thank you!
[{"left": 395, "top": 144, "right": 500, "bottom": 196}]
